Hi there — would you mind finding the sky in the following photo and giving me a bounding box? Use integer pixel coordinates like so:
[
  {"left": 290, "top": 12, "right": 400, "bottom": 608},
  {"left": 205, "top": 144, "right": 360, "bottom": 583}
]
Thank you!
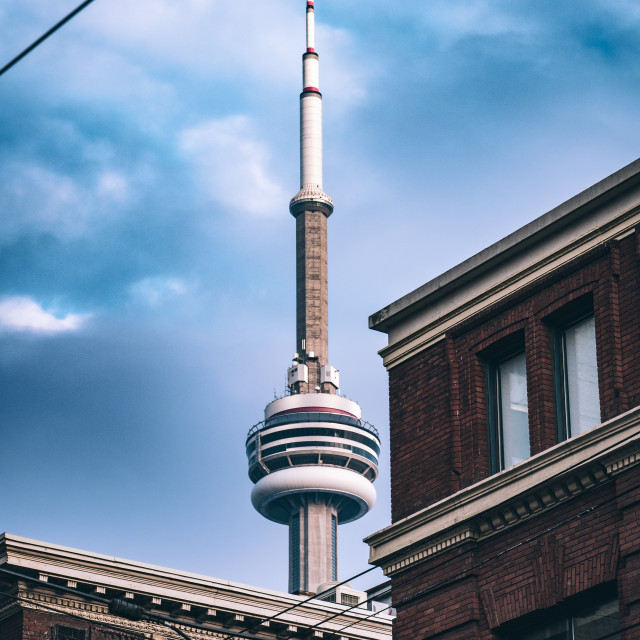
[{"left": 1, "top": 0, "right": 640, "bottom": 595}]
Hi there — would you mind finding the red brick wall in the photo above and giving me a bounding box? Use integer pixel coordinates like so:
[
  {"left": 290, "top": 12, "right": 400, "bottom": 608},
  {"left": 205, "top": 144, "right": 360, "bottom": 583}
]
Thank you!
[
  {"left": 389, "top": 233, "right": 640, "bottom": 522},
  {"left": 389, "top": 338, "right": 455, "bottom": 520}
]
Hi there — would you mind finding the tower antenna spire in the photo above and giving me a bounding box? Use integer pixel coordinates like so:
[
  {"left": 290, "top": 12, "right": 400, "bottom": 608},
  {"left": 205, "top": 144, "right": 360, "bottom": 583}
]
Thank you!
[{"left": 246, "top": 0, "right": 379, "bottom": 596}]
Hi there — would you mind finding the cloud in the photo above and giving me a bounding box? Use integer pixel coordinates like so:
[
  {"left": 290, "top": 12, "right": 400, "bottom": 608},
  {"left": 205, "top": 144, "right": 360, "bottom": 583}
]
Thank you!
[
  {"left": 1, "top": 159, "right": 132, "bottom": 242},
  {"left": 423, "top": 0, "right": 535, "bottom": 42},
  {"left": 0, "top": 297, "right": 91, "bottom": 334},
  {"left": 179, "top": 116, "right": 286, "bottom": 217},
  {"left": 129, "top": 277, "right": 196, "bottom": 307},
  {"left": 79, "top": 0, "right": 302, "bottom": 86}
]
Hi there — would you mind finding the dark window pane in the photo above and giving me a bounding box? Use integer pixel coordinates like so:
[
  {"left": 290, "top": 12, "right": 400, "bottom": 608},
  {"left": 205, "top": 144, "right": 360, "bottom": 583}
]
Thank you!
[
  {"left": 54, "top": 627, "right": 86, "bottom": 640},
  {"left": 573, "top": 597, "right": 620, "bottom": 640}
]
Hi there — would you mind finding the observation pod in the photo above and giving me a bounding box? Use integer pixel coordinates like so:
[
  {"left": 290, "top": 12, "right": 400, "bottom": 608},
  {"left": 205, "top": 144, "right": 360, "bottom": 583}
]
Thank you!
[{"left": 247, "top": 394, "right": 379, "bottom": 594}]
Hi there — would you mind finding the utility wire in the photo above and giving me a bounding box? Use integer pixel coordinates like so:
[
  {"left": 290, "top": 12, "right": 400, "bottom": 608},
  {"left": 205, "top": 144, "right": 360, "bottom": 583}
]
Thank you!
[
  {"left": 333, "top": 603, "right": 394, "bottom": 636},
  {"left": 2, "top": 575, "right": 637, "bottom": 640},
  {"left": 0, "top": 0, "right": 97, "bottom": 77},
  {"left": 303, "top": 591, "right": 393, "bottom": 636},
  {"left": 0, "top": 469, "right": 636, "bottom": 640},
  {"left": 217, "top": 565, "right": 379, "bottom": 640}
]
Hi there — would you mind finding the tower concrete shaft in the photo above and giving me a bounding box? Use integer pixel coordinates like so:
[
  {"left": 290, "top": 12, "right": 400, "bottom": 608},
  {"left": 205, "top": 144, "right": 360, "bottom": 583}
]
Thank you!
[
  {"left": 289, "top": 497, "right": 339, "bottom": 594},
  {"left": 295, "top": 211, "right": 329, "bottom": 391}
]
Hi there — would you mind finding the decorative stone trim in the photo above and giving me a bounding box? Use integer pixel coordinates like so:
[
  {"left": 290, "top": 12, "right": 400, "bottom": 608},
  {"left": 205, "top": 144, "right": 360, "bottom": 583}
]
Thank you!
[
  {"left": 606, "top": 449, "right": 640, "bottom": 475},
  {"left": 382, "top": 527, "right": 476, "bottom": 576},
  {"left": 16, "top": 589, "right": 225, "bottom": 639}
]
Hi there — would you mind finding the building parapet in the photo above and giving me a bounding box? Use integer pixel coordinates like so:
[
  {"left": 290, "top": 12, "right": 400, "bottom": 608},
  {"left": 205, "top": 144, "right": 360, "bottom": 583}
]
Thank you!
[{"left": 0, "top": 534, "right": 393, "bottom": 640}]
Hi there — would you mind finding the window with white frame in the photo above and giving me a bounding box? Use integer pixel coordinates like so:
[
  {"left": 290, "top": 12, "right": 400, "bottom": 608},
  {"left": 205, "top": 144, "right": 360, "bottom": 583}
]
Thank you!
[
  {"left": 554, "top": 313, "right": 601, "bottom": 441},
  {"left": 487, "top": 348, "right": 530, "bottom": 473}
]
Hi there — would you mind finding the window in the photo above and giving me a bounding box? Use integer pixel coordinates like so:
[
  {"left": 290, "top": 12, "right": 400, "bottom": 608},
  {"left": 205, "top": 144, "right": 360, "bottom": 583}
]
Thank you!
[
  {"left": 341, "top": 593, "right": 360, "bottom": 606},
  {"left": 52, "top": 627, "right": 86, "bottom": 640},
  {"left": 512, "top": 596, "right": 620, "bottom": 640},
  {"left": 554, "top": 314, "right": 600, "bottom": 441},
  {"left": 487, "top": 349, "right": 530, "bottom": 472}
]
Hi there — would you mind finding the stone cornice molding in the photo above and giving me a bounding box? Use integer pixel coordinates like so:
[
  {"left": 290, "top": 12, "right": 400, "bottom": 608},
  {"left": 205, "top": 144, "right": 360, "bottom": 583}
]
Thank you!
[
  {"left": 365, "top": 406, "right": 640, "bottom": 577},
  {"left": 6, "top": 587, "right": 379, "bottom": 640},
  {"left": 378, "top": 204, "right": 640, "bottom": 369}
]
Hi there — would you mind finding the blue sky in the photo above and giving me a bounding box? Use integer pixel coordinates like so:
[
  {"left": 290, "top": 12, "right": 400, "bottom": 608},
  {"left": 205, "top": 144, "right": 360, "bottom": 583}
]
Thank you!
[{"left": 1, "top": 0, "right": 640, "bottom": 593}]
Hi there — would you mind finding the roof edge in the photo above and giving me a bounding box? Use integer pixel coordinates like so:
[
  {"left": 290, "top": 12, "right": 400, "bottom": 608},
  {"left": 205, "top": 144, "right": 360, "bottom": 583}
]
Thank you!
[{"left": 369, "top": 158, "right": 640, "bottom": 334}]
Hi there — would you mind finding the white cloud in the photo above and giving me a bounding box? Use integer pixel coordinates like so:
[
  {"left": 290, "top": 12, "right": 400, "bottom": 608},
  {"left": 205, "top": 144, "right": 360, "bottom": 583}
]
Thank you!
[
  {"left": 0, "top": 297, "right": 91, "bottom": 334},
  {"left": 129, "top": 277, "right": 196, "bottom": 307},
  {"left": 179, "top": 116, "right": 286, "bottom": 217}
]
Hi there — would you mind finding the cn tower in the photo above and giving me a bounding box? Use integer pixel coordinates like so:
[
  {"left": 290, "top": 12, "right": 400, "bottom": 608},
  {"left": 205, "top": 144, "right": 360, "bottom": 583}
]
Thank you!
[{"left": 246, "top": 0, "right": 379, "bottom": 595}]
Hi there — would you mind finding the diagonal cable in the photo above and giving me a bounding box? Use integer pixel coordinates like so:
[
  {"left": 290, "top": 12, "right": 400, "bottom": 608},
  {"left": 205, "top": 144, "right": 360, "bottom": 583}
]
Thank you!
[{"left": 0, "top": 0, "right": 97, "bottom": 77}]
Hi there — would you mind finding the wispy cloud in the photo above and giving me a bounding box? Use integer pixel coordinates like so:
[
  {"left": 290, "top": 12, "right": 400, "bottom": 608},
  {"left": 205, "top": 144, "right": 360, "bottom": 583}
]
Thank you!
[
  {"left": 1, "top": 160, "right": 132, "bottom": 242},
  {"left": 129, "top": 277, "right": 196, "bottom": 307},
  {"left": 0, "top": 297, "right": 91, "bottom": 334},
  {"left": 80, "top": 0, "right": 302, "bottom": 85},
  {"left": 179, "top": 115, "right": 286, "bottom": 218}
]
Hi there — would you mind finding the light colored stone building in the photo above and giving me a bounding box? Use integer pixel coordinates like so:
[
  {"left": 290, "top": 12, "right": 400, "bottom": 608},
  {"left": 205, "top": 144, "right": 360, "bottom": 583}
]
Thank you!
[{"left": 0, "top": 533, "right": 393, "bottom": 640}]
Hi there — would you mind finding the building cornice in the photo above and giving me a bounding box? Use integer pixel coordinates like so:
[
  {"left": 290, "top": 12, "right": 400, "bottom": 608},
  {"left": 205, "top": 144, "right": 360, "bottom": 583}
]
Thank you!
[
  {"left": 0, "top": 536, "right": 392, "bottom": 640},
  {"left": 365, "top": 406, "right": 640, "bottom": 577},
  {"left": 370, "top": 159, "right": 640, "bottom": 369}
]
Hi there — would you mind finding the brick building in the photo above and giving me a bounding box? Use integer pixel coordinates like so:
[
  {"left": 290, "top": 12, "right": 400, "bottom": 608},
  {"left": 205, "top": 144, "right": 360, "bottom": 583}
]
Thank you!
[
  {"left": 365, "top": 160, "right": 640, "bottom": 639},
  {"left": 0, "top": 533, "right": 392, "bottom": 640}
]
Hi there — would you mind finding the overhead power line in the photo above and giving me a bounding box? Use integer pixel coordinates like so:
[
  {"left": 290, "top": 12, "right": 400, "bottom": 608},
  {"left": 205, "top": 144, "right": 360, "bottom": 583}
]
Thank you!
[
  {"left": 218, "top": 565, "right": 379, "bottom": 640},
  {"left": 0, "top": 0, "right": 97, "bottom": 77}
]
